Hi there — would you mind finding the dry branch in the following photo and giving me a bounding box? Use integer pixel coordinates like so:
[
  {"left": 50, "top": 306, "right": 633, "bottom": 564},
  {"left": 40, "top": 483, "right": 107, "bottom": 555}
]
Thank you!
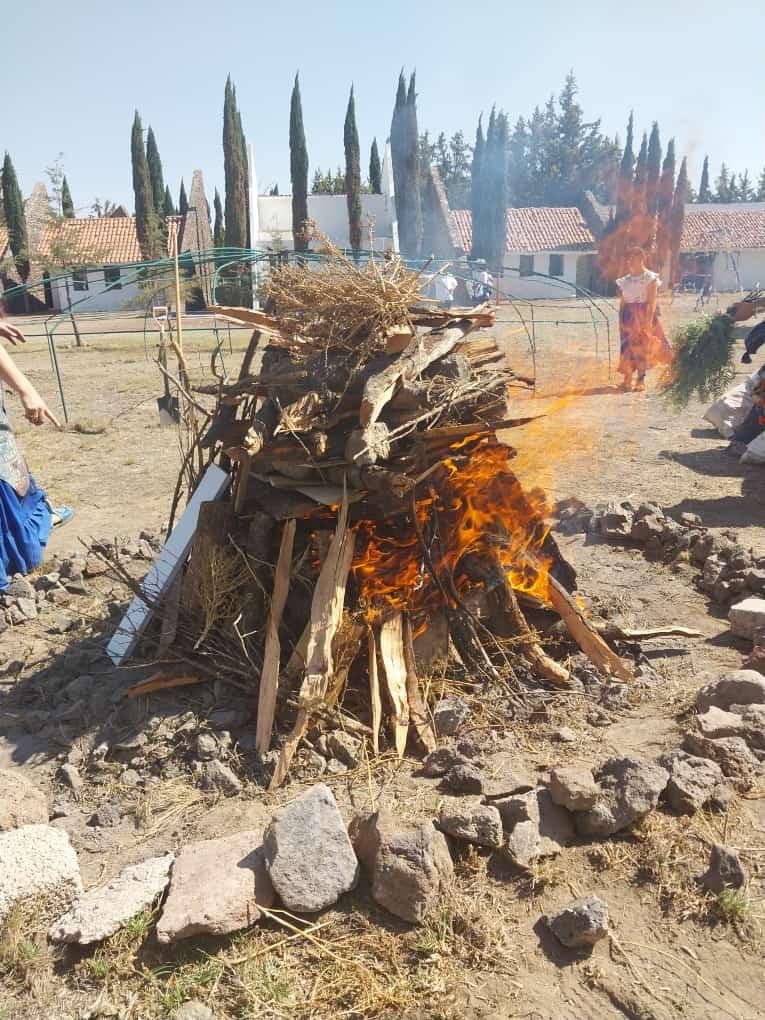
[{"left": 256, "top": 518, "right": 296, "bottom": 754}]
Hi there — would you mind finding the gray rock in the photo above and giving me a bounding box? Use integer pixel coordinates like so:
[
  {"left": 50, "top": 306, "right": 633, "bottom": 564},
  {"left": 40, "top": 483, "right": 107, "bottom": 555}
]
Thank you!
[
  {"left": 327, "top": 730, "right": 361, "bottom": 769},
  {"left": 696, "top": 670, "right": 765, "bottom": 713},
  {"left": 49, "top": 612, "right": 75, "bottom": 635},
  {"left": 200, "top": 761, "right": 243, "bottom": 795},
  {"left": 701, "top": 844, "right": 747, "bottom": 893},
  {"left": 49, "top": 854, "right": 173, "bottom": 944},
  {"left": 421, "top": 746, "right": 470, "bottom": 778},
  {"left": 46, "top": 587, "right": 71, "bottom": 606},
  {"left": 679, "top": 512, "right": 702, "bottom": 527},
  {"left": 745, "top": 568, "right": 765, "bottom": 592},
  {"left": 630, "top": 514, "right": 665, "bottom": 544},
  {"left": 194, "top": 732, "right": 219, "bottom": 761},
  {"left": 443, "top": 763, "right": 484, "bottom": 795},
  {"left": 207, "top": 707, "right": 249, "bottom": 730},
  {"left": 438, "top": 798, "right": 503, "bottom": 848},
  {"left": 481, "top": 757, "right": 535, "bottom": 800},
  {"left": 498, "top": 789, "right": 575, "bottom": 866},
  {"left": 575, "top": 757, "right": 669, "bottom": 837},
  {"left": 660, "top": 751, "right": 732, "bottom": 814},
  {"left": 13, "top": 598, "right": 37, "bottom": 621},
  {"left": 682, "top": 732, "right": 759, "bottom": 791},
  {"left": 729, "top": 597, "right": 765, "bottom": 640},
  {"left": 89, "top": 804, "right": 121, "bottom": 828},
  {"left": 350, "top": 810, "right": 453, "bottom": 924},
  {"left": 83, "top": 555, "right": 109, "bottom": 578},
  {"left": 158, "top": 831, "right": 274, "bottom": 943},
  {"left": 263, "top": 784, "right": 359, "bottom": 912},
  {"left": 0, "top": 825, "right": 82, "bottom": 924},
  {"left": 551, "top": 726, "right": 577, "bottom": 744},
  {"left": 433, "top": 697, "right": 471, "bottom": 736},
  {"left": 0, "top": 769, "right": 48, "bottom": 831},
  {"left": 120, "top": 769, "right": 142, "bottom": 789},
  {"left": 6, "top": 578, "right": 35, "bottom": 600},
  {"left": 173, "top": 1004, "right": 214, "bottom": 1020},
  {"left": 600, "top": 504, "right": 633, "bottom": 539},
  {"left": 59, "top": 763, "right": 83, "bottom": 792},
  {"left": 695, "top": 705, "right": 765, "bottom": 750},
  {"left": 548, "top": 767, "right": 600, "bottom": 812},
  {"left": 34, "top": 572, "right": 60, "bottom": 591},
  {"left": 547, "top": 895, "right": 609, "bottom": 948}
]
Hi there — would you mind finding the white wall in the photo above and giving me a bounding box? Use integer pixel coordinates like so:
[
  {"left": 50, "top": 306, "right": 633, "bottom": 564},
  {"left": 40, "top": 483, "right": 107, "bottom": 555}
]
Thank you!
[
  {"left": 498, "top": 251, "right": 587, "bottom": 299},
  {"left": 712, "top": 250, "right": 765, "bottom": 292},
  {"left": 255, "top": 193, "right": 395, "bottom": 251},
  {"left": 49, "top": 268, "right": 142, "bottom": 314}
]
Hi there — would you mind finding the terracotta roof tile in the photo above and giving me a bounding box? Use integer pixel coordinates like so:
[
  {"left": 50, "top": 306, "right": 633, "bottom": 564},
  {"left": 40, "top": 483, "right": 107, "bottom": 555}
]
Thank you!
[
  {"left": 682, "top": 205, "right": 765, "bottom": 251},
  {"left": 36, "top": 215, "right": 182, "bottom": 266},
  {"left": 450, "top": 207, "right": 596, "bottom": 254}
]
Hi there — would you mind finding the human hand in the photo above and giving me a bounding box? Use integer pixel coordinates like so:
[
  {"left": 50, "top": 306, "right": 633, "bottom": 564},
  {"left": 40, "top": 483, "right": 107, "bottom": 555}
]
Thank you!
[
  {"left": 20, "top": 388, "right": 61, "bottom": 428},
  {"left": 0, "top": 323, "right": 26, "bottom": 346}
]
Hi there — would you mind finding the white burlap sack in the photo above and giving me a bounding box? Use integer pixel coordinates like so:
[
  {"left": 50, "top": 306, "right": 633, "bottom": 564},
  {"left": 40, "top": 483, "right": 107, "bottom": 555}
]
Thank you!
[
  {"left": 704, "top": 370, "right": 760, "bottom": 438},
  {"left": 741, "top": 430, "right": 765, "bottom": 465}
]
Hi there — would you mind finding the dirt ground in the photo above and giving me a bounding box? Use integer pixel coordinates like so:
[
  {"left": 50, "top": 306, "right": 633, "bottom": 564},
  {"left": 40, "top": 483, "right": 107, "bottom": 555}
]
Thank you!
[{"left": 1, "top": 295, "right": 764, "bottom": 1020}]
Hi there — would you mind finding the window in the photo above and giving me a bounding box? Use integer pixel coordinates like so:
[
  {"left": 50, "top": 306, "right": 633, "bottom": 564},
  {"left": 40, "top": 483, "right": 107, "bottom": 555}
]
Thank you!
[
  {"left": 549, "top": 253, "right": 564, "bottom": 277},
  {"left": 104, "top": 266, "right": 122, "bottom": 290},
  {"left": 519, "top": 254, "right": 535, "bottom": 277},
  {"left": 72, "top": 270, "right": 88, "bottom": 292}
]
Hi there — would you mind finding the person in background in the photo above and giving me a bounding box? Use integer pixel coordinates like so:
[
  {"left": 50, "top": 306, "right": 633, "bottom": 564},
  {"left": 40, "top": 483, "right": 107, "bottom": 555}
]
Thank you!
[
  {"left": 615, "top": 246, "right": 672, "bottom": 392},
  {"left": 436, "top": 271, "right": 458, "bottom": 309},
  {"left": 473, "top": 263, "right": 493, "bottom": 304},
  {"left": 0, "top": 320, "right": 72, "bottom": 591}
]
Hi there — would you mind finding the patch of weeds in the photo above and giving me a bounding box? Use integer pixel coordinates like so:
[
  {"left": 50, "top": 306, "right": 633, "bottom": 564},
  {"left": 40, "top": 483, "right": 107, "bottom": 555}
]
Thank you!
[
  {"left": 713, "top": 888, "right": 751, "bottom": 925},
  {"left": 153, "top": 958, "right": 224, "bottom": 1014},
  {"left": 238, "top": 956, "right": 293, "bottom": 1008},
  {"left": 0, "top": 903, "right": 53, "bottom": 994}
]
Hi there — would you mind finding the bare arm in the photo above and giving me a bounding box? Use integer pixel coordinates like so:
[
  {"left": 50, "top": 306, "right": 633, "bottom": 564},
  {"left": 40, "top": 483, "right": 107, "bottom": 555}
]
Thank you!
[
  {"left": 647, "top": 279, "right": 658, "bottom": 323},
  {"left": 0, "top": 341, "right": 58, "bottom": 428}
]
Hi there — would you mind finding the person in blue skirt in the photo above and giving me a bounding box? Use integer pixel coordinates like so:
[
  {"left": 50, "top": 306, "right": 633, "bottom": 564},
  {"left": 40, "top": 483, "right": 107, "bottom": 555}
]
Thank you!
[{"left": 0, "top": 320, "right": 72, "bottom": 591}]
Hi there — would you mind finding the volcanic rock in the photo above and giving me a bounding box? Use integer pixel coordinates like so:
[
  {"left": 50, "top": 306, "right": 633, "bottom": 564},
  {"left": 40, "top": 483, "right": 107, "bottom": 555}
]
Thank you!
[
  {"left": 327, "top": 730, "right": 361, "bottom": 768},
  {"left": 575, "top": 757, "right": 669, "bottom": 837},
  {"left": 0, "top": 825, "right": 82, "bottom": 924},
  {"left": 172, "top": 1004, "right": 214, "bottom": 1020},
  {"left": 0, "top": 769, "right": 48, "bottom": 831},
  {"left": 59, "top": 763, "right": 83, "bottom": 792},
  {"left": 350, "top": 810, "right": 453, "bottom": 924},
  {"left": 729, "top": 597, "right": 765, "bottom": 640},
  {"left": 157, "top": 832, "right": 273, "bottom": 943},
  {"left": 438, "top": 798, "right": 503, "bottom": 848},
  {"left": 443, "top": 763, "right": 485, "bottom": 794},
  {"left": 421, "top": 746, "right": 470, "bottom": 778},
  {"left": 432, "top": 697, "right": 471, "bottom": 736},
  {"left": 600, "top": 503, "right": 633, "bottom": 539},
  {"left": 659, "top": 750, "right": 733, "bottom": 814},
  {"left": 498, "top": 788, "right": 574, "bottom": 866},
  {"left": 701, "top": 844, "right": 747, "bottom": 893},
  {"left": 546, "top": 895, "right": 609, "bottom": 948},
  {"left": 548, "top": 767, "right": 600, "bottom": 812},
  {"left": 263, "top": 784, "right": 359, "bottom": 913},
  {"left": 696, "top": 670, "right": 765, "bottom": 712},
  {"left": 630, "top": 514, "right": 665, "bottom": 543},
  {"left": 481, "top": 756, "right": 535, "bottom": 800},
  {"left": 88, "top": 804, "right": 121, "bottom": 828},
  {"left": 50, "top": 854, "right": 173, "bottom": 944},
  {"left": 682, "top": 732, "right": 759, "bottom": 791},
  {"left": 200, "top": 761, "right": 243, "bottom": 795}
]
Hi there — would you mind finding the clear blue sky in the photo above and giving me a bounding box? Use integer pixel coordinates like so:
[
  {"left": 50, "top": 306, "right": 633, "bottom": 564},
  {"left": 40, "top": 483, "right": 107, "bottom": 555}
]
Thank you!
[{"left": 4, "top": 0, "right": 764, "bottom": 213}]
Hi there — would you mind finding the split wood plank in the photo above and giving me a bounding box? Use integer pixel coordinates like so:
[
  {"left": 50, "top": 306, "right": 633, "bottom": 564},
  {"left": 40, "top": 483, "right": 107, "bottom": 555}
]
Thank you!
[
  {"left": 107, "top": 464, "right": 229, "bottom": 666},
  {"left": 255, "top": 518, "right": 296, "bottom": 755},
  {"left": 501, "top": 578, "right": 570, "bottom": 687},
  {"left": 209, "top": 304, "right": 283, "bottom": 331},
  {"left": 269, "top": 495, "right": 356, "bottom": 788},
  {"left": 367, "top": 629, "right": 382, "bottom": 756},
  {"left": 378, "top": 612, "right": 411, "bottom": 758},
  {"left": 402, "top": 616, "right": 437, "bottom": 753},
  {"left": 547, "top": 576, "right": 634, "bottom": 682}
]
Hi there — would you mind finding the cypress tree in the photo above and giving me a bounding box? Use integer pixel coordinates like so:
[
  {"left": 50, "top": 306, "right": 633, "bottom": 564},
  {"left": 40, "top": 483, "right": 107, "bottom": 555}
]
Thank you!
[
  {"left": 344, "top": 85, "right": 362, "bottom": 251},
  {"left": 2, "top": 153, "right": 30, "bottom": 282},
  {"left": 715, "top": 164, "right": 730, "bottom": 203},
  {"left": 223, "top": 76, "right": 248, "bottom": 250},
  {"left": 485, "top": 111, "right": 508, "bottom": 265},
  {"left": 146, "top": 126, "right": 166, "bottom": 217},
  {"left": 289, "top": 72, "right": 309, "bottom": 251},
  {"left": 163, "top": 186, "right": 176, "bottom": 217},
  {"left": 656, "top": 138, "right": 676, "bottom": 272},
  {"left": 757, "top": 167, "right": 765, "bottom": 202},
  {"left": 390, "top": 71, "right": 407, "bottom": 248},
  {"left": 669, "top": 156, "right": 688, "bottom": 285},
  {"left": 369, "top": 138, "right": 382, "bottom": 193},
  {"left": 238, "top": 107, "right": 251, "bottom": 247},
  {"left": 213, "top": 188, "right": 225, "bottom": 247},
  {"left": 405, "top": 72, "right": 423, "bottom": 256},
  {"left": 130, "top": 111, "right": 157, "bottom": 259},
  {"left": 646, "top": 122, "right": 662, "bottom": 217},
  {"left": 632, "top": 131, "right": 648, "bottom": 216},
  {"left": 616, "top": 111, "right": 635, "bottom": 222},
  {"left": 470, "top": 116, "right": 485, "bottom": 259},
  {"left": 699, "top": 156, "right": 712, "bottom": 202},
  {"left": 61, "top": 175, "right": 75, "bottom": 218},
  {"left": 179, "top": 179, "right": 188, "bottom": 216}
]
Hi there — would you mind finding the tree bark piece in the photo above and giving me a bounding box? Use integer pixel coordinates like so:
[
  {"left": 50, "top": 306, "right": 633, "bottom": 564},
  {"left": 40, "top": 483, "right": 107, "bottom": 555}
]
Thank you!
[
  {"left": 368, "top": 629, "right": 382, "bottom": 756},
  {"left": 547, "top": 576, "right": 633, "bottom": 682},
  {"left": 256, "top": 518, "right": 296, "bottom": 754},
  {"left": 500, "top": 578, "right": 570, "bottom": 687},
  {"left": 270, "top": 496, "right": 356, "bottom": 788},
  {"left": 378, "top": 613, "right": 411, "bottom": 758},
  {"left": 402, "top": 616, "right": 437, "bottom": 753}
]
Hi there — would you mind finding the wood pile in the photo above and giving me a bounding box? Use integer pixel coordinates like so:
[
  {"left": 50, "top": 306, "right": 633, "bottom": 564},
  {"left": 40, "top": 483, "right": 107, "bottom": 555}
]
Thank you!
[{"left": 146, "top": 250, "right": 633, "bottom": 787}]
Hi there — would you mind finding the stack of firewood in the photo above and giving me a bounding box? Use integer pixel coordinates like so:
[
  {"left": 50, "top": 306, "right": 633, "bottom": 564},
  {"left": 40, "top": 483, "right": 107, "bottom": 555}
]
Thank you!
[{"left": 151, "top": 249, "right": 633, "bottom": 787}]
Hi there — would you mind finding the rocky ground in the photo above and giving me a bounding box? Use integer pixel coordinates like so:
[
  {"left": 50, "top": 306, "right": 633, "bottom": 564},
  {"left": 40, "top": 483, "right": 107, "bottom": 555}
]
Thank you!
[{"left": 1, "top": 300, "right": 765, "bottom": 1019}]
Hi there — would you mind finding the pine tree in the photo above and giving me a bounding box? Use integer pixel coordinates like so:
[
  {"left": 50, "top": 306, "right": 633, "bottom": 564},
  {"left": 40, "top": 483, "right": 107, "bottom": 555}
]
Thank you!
[
  {"left": 632, "top": 132, "right": 648, "bottom": 216},
  {"left": 163, "top": 186, "right": 176, "bottom": 217},
  {"left": 738, "top": 170, "right": 754, "bottom": 202},
  {"left": 714, "top": 163, "right": 730, "bottom": 203},
  {"left": 698, "top": 156, "right": 712, "bottom": 202},
  {"left": 470, "top": 116, "right": 485, "bottom": 259},
  {"left": 646, "top": 122, "right": 662, "bottom": 217},
  {"left": 146, "top": 126, "right": 166, "bottom": 218},
  {"left": 669, "top": 156, "right": 688, "bottom": 285},
  {"left": 61, "top": 175, "right": 75, "bottom": 218},
  {"left": 369, "top": 138, "right": 382, "bottom": 193},
  {"left": 289, "top": 72, "right": 309, "bottom": 251},
  {"left": 757, "top": 167, "right": 765, "bottom": 202},
  {"left": 222, "top": 76, "right": 248, "bottom": 250},
  {"left": 213, "top": 188, "right": 224, "bottom": 247},
  {"left": 2, "top": 153, "right": 30, "bottom": 284},
  {"left": 131, "top": 111, "right": 158, "bottom": 259},
  {"left": 728, "top": 173, "right": 739, "bottom": 202},
  {"left": 344, "top": 85, "right": 362, "bottom": 251}
]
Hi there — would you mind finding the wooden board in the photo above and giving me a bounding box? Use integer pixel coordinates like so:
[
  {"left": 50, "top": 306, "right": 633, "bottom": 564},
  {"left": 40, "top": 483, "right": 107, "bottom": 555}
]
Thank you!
[
  {"left": 402, "top": 616, "right": 437, "bottom": 753},
  {"left": 368, "top": 629, "right": 382, "bottom": 756},
  {"left": 106, "top": 464, "right": 230, "bottom": 666},
  {"left": 378, "top": 612, "right": 411, "bottom": 758}
]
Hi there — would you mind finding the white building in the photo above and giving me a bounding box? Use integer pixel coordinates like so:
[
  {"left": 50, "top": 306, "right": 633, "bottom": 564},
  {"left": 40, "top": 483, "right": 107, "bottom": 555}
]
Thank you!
[
  {"left": 679, "top": 204, "right": 765, "bottom": 292},
  {"left": 448, "top": 207, "right": 598, "bottom": 299}
]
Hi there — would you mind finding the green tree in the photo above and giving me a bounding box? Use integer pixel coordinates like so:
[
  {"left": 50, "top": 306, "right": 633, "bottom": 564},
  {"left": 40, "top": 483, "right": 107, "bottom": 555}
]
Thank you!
[
  {"left": 369, "top": 137, "right": 382, "bottom": 193},
  {"left": 163, "top": 186, "right": 176, "bottom": 217},
  {"left": 344, "top": 85, "right": 362, "bottom": 251},
  {"left": 656, "top": 138, "right": 676, "bottom": 271},
  {"left": 645, "top": 121, "right": 662, "bottom": 217},
  {"left": 757, "top": 167, "right": 765, "bottom": 202},
  {"left": 728, "top": 173, "right": 739, "bottom": 202},
  {"left": 146, "top": 126, "right": 166, "bottom": 218},
  {"left": 289, "top": 72, "right": 309, "bottom": 250},
  {"left": 213, "top": 188, "right": 224, "bottom": 247},
  {"left": 131, "top": 111, "right": 158, "bottom": 259},
  {"left": 632, "top": 131, "right": 648, "bottom": 216},
  {"left": 179, "top": 178, "right": 188, "bottom": 216},
  {"left": 616, "top": 111, "right": 635, "bottom": 222},
  {"left": 484, "top": 110, "right": 508, "bottom": 265},
  {"left": 390, "top": 70, "right": 422, "bottom": 256},
  {"left": 738, "top": 170, "right": 754, "bottom": 202},
  {"left": 61, "top": 175, "right": 75, "bottom": 218},
  {"left": 669, "top": 156, "right": 688, "bottom": 284},
  {"left": 714, "top": 163, "right": 730, "bottom": 203},
  {"left": 2, "top": 153, "right": 30, "bottom": 303},
  {"left": 223, "top": 76, "right": 248, "bottom": 250},
  {"left": 698, "top": 156, "right": 712, "bottom": 202},
  {"left": 470, "top": 115, "right": 485, "bottom": 258}
]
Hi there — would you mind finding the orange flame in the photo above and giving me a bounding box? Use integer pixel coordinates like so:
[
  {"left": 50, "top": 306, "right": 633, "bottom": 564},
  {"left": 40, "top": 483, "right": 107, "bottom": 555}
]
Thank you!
[{"left": 351, "top": 436, "right": 553, "bottom": 617}]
